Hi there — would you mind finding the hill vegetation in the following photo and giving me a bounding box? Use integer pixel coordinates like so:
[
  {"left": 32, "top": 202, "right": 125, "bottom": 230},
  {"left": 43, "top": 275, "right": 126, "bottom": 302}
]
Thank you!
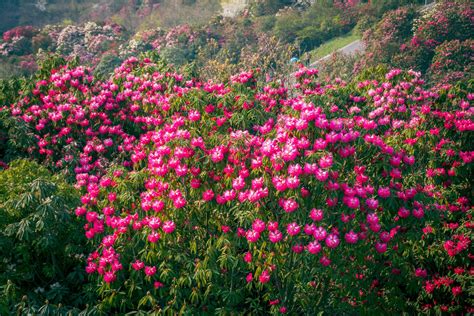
[{"left": 0, "top": 0, "right": 472, "bottom": 314}]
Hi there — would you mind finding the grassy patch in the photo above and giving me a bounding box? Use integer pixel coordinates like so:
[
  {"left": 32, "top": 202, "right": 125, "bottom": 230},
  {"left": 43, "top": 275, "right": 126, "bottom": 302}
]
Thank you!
[{"left": 309, "top": 31, "right": 361, "bottom": 61}]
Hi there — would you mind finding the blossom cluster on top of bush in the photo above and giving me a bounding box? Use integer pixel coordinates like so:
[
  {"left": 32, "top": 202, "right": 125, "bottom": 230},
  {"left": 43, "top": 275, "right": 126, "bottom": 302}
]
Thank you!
[
  {"left": 52, "top": 22, "right": 123, "bottom": 63},
  {"left": 3, "top": 54, "right": 472, "bottom": 314},
  {"left": 0, "top": 26, "right": 39, "bottom": 57}
]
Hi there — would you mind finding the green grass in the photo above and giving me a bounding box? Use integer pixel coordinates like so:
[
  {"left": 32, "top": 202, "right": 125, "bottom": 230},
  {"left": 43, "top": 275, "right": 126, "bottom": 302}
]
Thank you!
[{"left": 309, "top": 31, "right": 361, "bottom": 61}]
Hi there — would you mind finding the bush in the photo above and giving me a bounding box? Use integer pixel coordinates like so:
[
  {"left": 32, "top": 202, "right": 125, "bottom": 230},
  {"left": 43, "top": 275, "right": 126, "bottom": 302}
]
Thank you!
[
  {"left": 360, "top": 1, "right": 474, "bottom": 84},
  {"left": 0, "top": 159, "right": 89, "bottom": 313},
  {"left": 2, "top": 26, "right": 38, "bottom": 42},
  {"left": 365, "top": 0, "right": 424, "bottom": 16},
  {"left": 391, "top": 1, "right": 474, "bottom": 74},
  {"left": 94, "top": 53, "right": 124, "bottom": 79},
  {"left": 362, "top": 6, "right": 418, "bottom": 67},
  {"left": 428, "top": 39, "right": 473, "bottom": 84},
  {"left": 413, "top": 1, "right": 473, "bottom": 46},
  {"left": 273, "top": 9, "right": 301, "bottom": 44},
  {"left": 354, "top": 15, "right": 376, "bottom": 34},
  {"left": 251, "top": 0, "right": 295, "bottom": 16},
  {"left": 0, "top": 108, "right": 35, "bottom": 163},
  {"left": 160, "top": 46, "right": 195, "bottom": 67},
  {"left": 256, "top": 15, "right": 277, "bottom": 33},
  {"left": 31, "top": 33, "right": 53, "bottom": 52}
]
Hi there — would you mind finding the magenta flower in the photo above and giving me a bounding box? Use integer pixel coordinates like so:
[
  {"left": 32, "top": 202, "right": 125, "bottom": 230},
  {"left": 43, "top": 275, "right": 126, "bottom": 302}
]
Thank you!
[
  {"left": 269, "top": 230, "right": 283, "bottom": 243},
  {"left": 379, "top": 231, "right": 391, "bottom": 243},
  {"left": 320, "top": 256, "right": 331, "bottom": 266},
  {"left": 378, "top": 187, "right": 391, "bottom": 198},
  {"left": 279, "top": 198, "right": 299, "bottom": 213},
  {"left": 415, "top": 268, "right": 427, "bottom": 278},
  {"left": 375, "top": 242, "right": 387, "bottom": 253},
  {"left": 162, "top": 221, "right": 176, "bottom": 234},
  {"left": 246, "top": 230, "right": 260, "bottom": 243},
  {"left": 365, "top": 198, "right": 379, "bottom": 210},
  {"left": 259, "top": 269, "right": 270, "bottom": 284},
  {"left": 310, "top": 208, "right": 324, "bottom": 221},
  {"left": 252, "top": 219, "right": 266, "bottom": 233},
  {"left": 344, "top": 231, "right": 359, "bottom": 244},
  {"left": 313, "top": 226, "right": 327, "bottom": 241},
  {"left": 307, "top": 241, "right": 322, "bottom": 254},
  {"left": 267, "top": 221, "right": 279, "bottom": 232},
  {"left": 366, "top": 213, "right": 379, "bottom": 225},
  {"left": 244, "top": 252, "right": 252, "bottom": 263},
  {"left": 304, "top": 223, "right": 316, "bottom": 236},
  {"left": 325, "top": 234, "right": 340, "bottom": 248},
  {"left": 103, "top": 271, "right": 116, "bottom": 283},
  {"left": 246, "top": 272, "right": 253, "bottom": 283},
  {"left": 319, "top": 154, "right": 333, "bottom": 169},
  {"left": 286, "top": 223, "right": 301, "bottom": 236},
  {"left": 131, "top": 260, "right": 145, "bottom": 271},
  {"left": 144, "top": 266, "right": 156, "bottom": 277},
  {"left": 202, "top": 189, "right": 214, "bottom": 201}
]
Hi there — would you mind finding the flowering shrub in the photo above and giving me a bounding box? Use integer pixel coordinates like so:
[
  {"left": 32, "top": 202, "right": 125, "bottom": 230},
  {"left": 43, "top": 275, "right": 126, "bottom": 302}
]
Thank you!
[
  {"left": 398, "top": 1, "right": 474, "bottom": 74},
  {"left": 362, "top": 1, "right": 474, "bottom": 81},
  {"left": 55, "top": 22, "right": 123, "bottom": 64},
  {"left": 2, "top": 26, "right": 38, "bottom": 43},
  {"left": 412, "top": 1, "right": 473, "bottom": 47},
  {"left": 152, "top": 25, "right": 196, "bottom": 52},
  {"left": 362, "top": 6, "right": 419, "bottom": 68},
  {"left": 0, "top": 22, "right": 125, "bottom": 79},
  {"left": 312, "top": 50, "right": 361, "bottom": 82},
  {"left": 428, "top": 39, "right": 474, "bottom": 84},
  {"left": 3, "top": 54, "right": 473, "bottom": 313},
  {"left": 198, "top": 34, "right": 295, "bottom": 83},
  {"left": 0, "top": 35, "right": 34, "bottom": 57},
  {"left": 119, "top": 25, "right": 200, "bottom": 67}
]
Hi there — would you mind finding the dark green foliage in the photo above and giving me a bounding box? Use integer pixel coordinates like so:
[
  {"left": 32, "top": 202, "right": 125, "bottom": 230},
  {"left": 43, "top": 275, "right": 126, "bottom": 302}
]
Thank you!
[
  {"left": 0, "top": 78, "right": 25, "bottom": 106},
  {"left": 94, "top": 54, "right": 124, "bottom": 79},
  {"left": 161, "top": 46, "right": 196, "bottom": 68},
  {"left": 0, "top": 159, "right": 91, "bottom": 313},
  {"left": 0, "top": 109, "right": 35, "bottom": 164},
  {"left": 251, "top": 0, "right": 296, "bottom": 16}
]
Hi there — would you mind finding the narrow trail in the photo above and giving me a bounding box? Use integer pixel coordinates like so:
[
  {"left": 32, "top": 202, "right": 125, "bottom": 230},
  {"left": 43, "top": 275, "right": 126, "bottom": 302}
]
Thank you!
[
  {"left": 310, "top": 39, "right": 365, "bottom": 67},
  {"left": 306, "top": 1, "right": 437, "bottom": 67}
]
